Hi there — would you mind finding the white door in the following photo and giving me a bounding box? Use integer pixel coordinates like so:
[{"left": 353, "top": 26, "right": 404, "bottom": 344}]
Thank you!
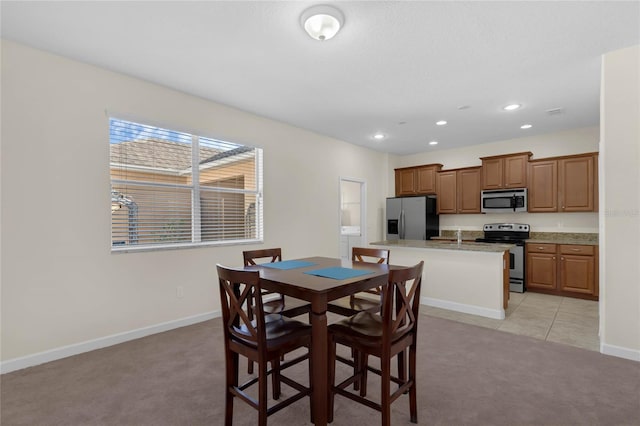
[{"left": 339, "top": 177, "right": 366, "bottom": 259}]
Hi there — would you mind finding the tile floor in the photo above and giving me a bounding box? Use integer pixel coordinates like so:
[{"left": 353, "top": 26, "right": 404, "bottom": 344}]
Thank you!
[{"left": 423, "top": 292, "right": 600, "bottom": 352}]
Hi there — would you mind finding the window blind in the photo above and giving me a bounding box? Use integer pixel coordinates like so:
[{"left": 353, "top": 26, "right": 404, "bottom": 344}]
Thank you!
[{"left": 110, "top": 118, "right": 263, "bottom": 250}]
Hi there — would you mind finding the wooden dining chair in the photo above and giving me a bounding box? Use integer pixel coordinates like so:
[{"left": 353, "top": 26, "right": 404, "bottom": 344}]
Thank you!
[
  {"left": 242, "top": 248, "right": 312, "bottom": 318},
  {"left": 326, "top": 247, "right": 390, "bottom": 317},
  {"left": 242, "top": 248, "right": 311, "bottom": 374},
  {"left": 243, "top": 248, "right": 285, "bottom": 316},
  {"left": 217, "top": 264, "right": 313, "bottom": 426},
  {"left": 328, "top": 261, "right": 424, "bottom": 426}
]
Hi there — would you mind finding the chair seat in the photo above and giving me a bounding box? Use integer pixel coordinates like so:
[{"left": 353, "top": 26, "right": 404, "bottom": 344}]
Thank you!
[
  {"left": 327, "top": 295, "right": 380, "bottom": 317},
  {"left": 263, "top": 296, "right": 311, "bottom": 318},
  {"left": 234, "top": 314, "right": 311, "bottom": 347},
  {"left": 330, "top": 312, "right": 408, "bottom": 344}
]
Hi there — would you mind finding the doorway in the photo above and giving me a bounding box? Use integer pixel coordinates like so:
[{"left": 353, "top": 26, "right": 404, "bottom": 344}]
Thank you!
[{"left": 339, "top": 177, "right": 366, "bottom": 259}]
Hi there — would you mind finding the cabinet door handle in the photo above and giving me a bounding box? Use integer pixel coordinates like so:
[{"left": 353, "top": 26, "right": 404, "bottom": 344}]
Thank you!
[
  {"left": 571, "top": 248, "right": 581, "bottom": 252},
  {"left": 552, "top": 256, "right": 556, "bottom": 260},
  {"left": 538, "top": 247, "right": 545, "bottom": 250},
  {"left": 561, "top": 257, "right": 565, "bottom": 261}
]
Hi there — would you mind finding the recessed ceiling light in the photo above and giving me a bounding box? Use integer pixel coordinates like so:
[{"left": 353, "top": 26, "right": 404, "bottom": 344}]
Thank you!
[
  {"left": 503, "top": 104, "right": 522, "bottom": 111},
  {"left": 436, "top": 120, "right": 447, "bottom": 126},
  {"left": 520, "top": 124, "right": 532, "bottom": 129},
  {"left": 373, "top": 133, "right": 385, "bottom": 140},
  {"left": 429, "top": 141, "right": 438, "bottom": 145}
]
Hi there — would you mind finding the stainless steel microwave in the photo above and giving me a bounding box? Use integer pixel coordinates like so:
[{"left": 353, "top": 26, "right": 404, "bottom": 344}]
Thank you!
[{"left": 481, "top": 188, "right": 527, "bottom": 213}]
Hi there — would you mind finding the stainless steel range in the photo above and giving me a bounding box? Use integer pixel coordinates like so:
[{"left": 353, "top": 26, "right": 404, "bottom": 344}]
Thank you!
[{"left": 476, "top": 223, "right": 530, "bottom": 293}]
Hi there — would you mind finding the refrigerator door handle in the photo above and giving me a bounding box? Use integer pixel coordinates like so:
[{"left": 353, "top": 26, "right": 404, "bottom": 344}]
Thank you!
[{"left": 400, "top": 209, "right": 405, "bottom": 239}]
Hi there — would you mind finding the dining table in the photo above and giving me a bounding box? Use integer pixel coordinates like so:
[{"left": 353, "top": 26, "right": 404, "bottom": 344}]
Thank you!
[{"left": 244, "top": 256, "right": 390, "bottom": 426}]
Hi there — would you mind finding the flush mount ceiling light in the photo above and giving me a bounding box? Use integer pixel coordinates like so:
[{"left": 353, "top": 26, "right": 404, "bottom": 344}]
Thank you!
[
  {"left": 301, "top": 5, "right": 344, "bottom": 41},
  {"left": 503, "top": 103, "right": 522, "bottom": 111}
]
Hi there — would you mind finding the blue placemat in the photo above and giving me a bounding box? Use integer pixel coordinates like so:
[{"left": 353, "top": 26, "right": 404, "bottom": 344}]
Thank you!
[
  {"left": 261, "top": 260, "right": 316, "bottom": 270},
  {"left": 304, "top": 267, "right": 373, "bottom": 280}
]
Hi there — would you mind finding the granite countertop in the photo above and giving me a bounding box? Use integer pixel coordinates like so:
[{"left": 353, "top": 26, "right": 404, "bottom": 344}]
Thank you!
[
  {"left": 437, "top": 230, "right": 599, "bottom": 246},
  {"left": 370, "top": 239, "right": 513, "bottom": 253},
  {"left": 526, "top": 232, "right": 599, "bottom": 245}
]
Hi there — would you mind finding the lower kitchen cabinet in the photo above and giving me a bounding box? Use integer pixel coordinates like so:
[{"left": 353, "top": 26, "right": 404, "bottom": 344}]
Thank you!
[{"left": 526, "top": 243, "right": 598, "bottom": 300}]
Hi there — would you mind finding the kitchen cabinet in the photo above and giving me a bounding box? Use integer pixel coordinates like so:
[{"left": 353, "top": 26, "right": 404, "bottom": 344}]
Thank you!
[
  {"left": 480, "top": 152, "right": 532, "bottom": 190},
  {"left": 559, "top": 155, "right": 597, "bottom": 212},
  {"left": 559, "top": 245, "right": 597, "bottom": 296},
  {"left": 436, "top": 167, "right": 481, "bottom": 214},
  {"left": 526, "top": 243, "right": 557, "bottom": 290},
  {"left": 526, "top": 243, "right": 598, "bottom": 300},
  {"left": 394, "top": 164, "right": 443, "bottom": 196},
  {"left": 528, "top": 153, "right": 598, "bottom": 212}
]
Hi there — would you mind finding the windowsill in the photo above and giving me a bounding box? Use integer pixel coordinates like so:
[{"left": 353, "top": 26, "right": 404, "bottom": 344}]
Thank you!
[{"left": 110, "top": 238, "right": 264, "bottom": 254}]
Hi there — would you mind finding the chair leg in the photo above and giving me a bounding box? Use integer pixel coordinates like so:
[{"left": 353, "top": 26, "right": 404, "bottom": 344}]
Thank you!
[
  {"left": 225, "top": 352, "right": 238, "bottom": 426},
  {"left": 328, "top": 338, "right": 337, "bottom": 424},
  {"left": 359, "top": 353, "right": 369, "bottom": 397},
  {"left": 272, "top": 358, "right": 281, "bottom": 400},
  {"left": 381, "top": 354, "right": 391, "bottom": 426},
  {"left": 259, "top": 361, "right": 268, "bottom": 426},
  {"left": 308, "top": 345, "right": 314, "bottom": 424},
  {"left": 352, "top": 348, "right": 359, "bottom": 391},
  {"left": 409, "top": 345, "right": 418, "bottom": 423},
  {"left": 398, "top": 349, "right": 407, "bottom": 392}
]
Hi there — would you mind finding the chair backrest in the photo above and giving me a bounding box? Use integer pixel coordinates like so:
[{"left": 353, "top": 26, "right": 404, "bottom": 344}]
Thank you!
[
  {"left": 352, "top": 247, "right": 390, "bottom": 264},
  {"left": 217, "top": 264, "right": 266, "bottom": 349},
  {"left": 380, "top": 261, "right": 424, "bottom": 342},
  {"left": 351, "top": 247, "right": 390, "bottom": 296},
  {"left": 243, "top": 248, "right": 282, "bottom": 266}
]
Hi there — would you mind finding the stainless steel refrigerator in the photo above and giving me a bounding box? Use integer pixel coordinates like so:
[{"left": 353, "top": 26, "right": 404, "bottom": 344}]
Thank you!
[{"left": 386, "top": 196, "right": 439, "bottom": 240}]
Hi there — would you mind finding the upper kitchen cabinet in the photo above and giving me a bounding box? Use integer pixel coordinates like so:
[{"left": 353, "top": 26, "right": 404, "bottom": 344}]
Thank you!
[
  {"left": 394, "top": 164, "right": 443, "bottom": 196},
  {"left": 528, "top": 160, "right": 558, "bottom": 212},
  {"left": 480, "top": 152, "right": 532, "bottom": 190},
  {"left": 559, "top": 154, "right": 598, "bottom": 212},
  {"left": 436, "top": 167, "right": 481, "bottom": 214},
  {"left": 529, "top": 153, "right": 598, "bottom": 212}
]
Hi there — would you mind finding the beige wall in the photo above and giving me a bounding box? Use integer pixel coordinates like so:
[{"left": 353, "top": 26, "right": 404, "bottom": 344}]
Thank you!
[
  {"left": 2, "top": 39, "right": 637, "bottom": 367},
  {"left": 0, "top": 40, "right": 389, "bottom": 363},
  {"left": 600, "top": 45, "right": 640, "bottom": 360},
  {"left": 387, "top": 127, "right": 600, "bottom": 234}
]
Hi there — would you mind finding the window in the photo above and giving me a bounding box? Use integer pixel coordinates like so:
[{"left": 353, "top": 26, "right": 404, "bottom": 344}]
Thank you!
[{"left": 109, "top": 118, "right": 263, "bottom": 251}]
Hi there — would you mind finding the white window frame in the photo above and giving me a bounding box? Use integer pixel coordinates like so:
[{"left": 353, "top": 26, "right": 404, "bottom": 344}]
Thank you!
[{"left": 109, "top": 117, "right": 264, "bottom": 253}]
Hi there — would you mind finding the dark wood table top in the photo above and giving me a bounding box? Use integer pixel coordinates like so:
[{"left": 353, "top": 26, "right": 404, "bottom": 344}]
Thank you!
[{"left": 247, "top": 256, "right": 390, "bottom": 302}]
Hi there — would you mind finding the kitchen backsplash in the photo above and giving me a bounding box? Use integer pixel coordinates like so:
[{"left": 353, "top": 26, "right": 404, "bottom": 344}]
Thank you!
[
  {"left": 439, "top": 212, "right": 598, "bottom": 234},
  {"left": 438, "top": 229, "right": 599, "bottom": 244}
]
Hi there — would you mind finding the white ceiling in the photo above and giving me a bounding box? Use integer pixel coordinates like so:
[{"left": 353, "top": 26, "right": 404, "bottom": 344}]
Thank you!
[{"left": 2, "top": 1, "right": 639, "bottom": 155}]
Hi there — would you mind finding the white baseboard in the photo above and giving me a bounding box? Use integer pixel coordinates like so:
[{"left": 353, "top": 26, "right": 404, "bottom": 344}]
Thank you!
[
  {"left": 1, "top": 311, "right": 220, "bottom": 374},
  {"left": 422, "top": 297, "right": 505, "bottom": 320},
  {"left": 600, "top": 342, "right": 640, "bottom": 362}
]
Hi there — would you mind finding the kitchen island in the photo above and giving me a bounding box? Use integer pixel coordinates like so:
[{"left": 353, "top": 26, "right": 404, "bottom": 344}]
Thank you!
[{"left": 370, "top": 239, "right": 512, "bottom": 319}]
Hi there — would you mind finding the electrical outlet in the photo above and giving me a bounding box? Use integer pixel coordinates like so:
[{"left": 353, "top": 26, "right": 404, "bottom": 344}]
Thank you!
[{"left": 176, "top": 286, "right": 184, "bottom": 298}]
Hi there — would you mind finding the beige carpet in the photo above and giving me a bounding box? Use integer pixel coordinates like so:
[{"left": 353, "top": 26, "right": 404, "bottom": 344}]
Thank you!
[{"left": 2, "top": 314, "right": 639, "bottom": 425}]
